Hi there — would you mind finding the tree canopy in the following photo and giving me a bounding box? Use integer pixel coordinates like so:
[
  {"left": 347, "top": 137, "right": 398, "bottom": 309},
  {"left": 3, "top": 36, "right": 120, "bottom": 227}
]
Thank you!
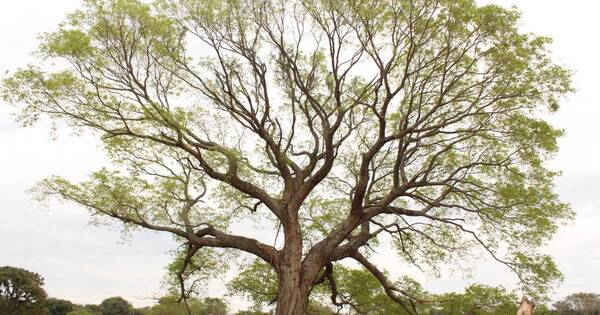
[
  {"left": 2, "top": 0, "right": 573, "bottom": 313},
  {"left": 144, "top": 296, "right": 227, "bottom": 315},
  {"left": 46, "top": 298, "right": 76, "bottom": 315},
  {"left": 552, "top": 293, "right": 600, "bottom": 315},
  {"left": 0, "top": 266, "right": 48, "bottom": 315},
  {"left": 99, "top": 296, "right": 134, "bottom": 315}
]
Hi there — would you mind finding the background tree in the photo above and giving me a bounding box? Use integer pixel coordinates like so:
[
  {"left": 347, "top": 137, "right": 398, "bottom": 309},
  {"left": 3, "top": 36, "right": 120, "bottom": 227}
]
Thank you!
[
  {"left": 305, "top": 301, "right": 336, "bottom": 315},
  {"left": 551, "top": 293, "right": 600, "bottom": 315},
  {"left": 534, "top": 304, "right": 554, "bottom": 315},
  {"left": 146, "top": 296, "right": 202, "bottom": 315},
  {"left": 99, "top": 297, "right": 133, "bottom": 315},
  {"left": 45, "top": 298, "right": 75, "bottom": 315},
  {"left": 2, "top": 0, "right": 573, "bottom": 313},
  {"left": 552, "top": 300, "right": 574, "bottom": 315},
  {"left": 144, "top": 296, "right": 228, "bottom": 315},
  {"left": 200, "top": 297, "right": 228, "bottom": 315},
  {"left": 431, "top": 284, "right": 517, "bottom": 315},
  {"left": 67, "top": 309, "right": 94, "bottom": 315},
  {"left": 313, "top": 266, "right": 424, "bottom": 314},
  {"left": 133, "top": 307, "right": 150, "bottom": 315},
  {"left": 82, "top": 304, "right": 102, "bottom": 315},
  {"left": 233, "top": 311, "right": 270, "bottom": 315},
  {"left": 0, "top": 266, "right": 48, "bottom": 314},
  {"left": 228, "top": 260, "right": 278, "bottom": 310}
]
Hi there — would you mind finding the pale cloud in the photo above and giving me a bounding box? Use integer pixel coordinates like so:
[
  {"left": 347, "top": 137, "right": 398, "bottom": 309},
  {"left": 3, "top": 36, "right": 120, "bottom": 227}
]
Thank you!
[{"left": 0, "top": 0, "right": 598, "bottom": 311}]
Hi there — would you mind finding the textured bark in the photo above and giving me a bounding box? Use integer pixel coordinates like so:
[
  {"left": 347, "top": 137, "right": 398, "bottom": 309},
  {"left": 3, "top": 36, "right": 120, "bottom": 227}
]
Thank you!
[
  {"left": 275, "top": 269, "right": 309, "bottom": 315},
  {"left": 275, "top": 210, "right": 309, "bottom": 315}
]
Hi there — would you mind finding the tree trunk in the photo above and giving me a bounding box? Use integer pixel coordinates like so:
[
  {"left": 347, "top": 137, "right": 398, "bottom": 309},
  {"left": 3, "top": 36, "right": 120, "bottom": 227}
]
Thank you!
[
  {"left": 275, "top": 275, "right": 309, "bottom": 315},
  {"left": 276, "top": 213, "right": 310, "bottom": 315}
]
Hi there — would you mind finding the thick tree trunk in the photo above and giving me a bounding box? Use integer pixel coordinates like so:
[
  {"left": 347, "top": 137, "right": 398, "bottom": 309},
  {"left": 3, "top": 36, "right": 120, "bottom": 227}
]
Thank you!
[
  {"left": 276, "top": 211, "right": 310, "bottom": 315},
  {"left": 275, "top": 274, "right": 309, "bottom": 315}
]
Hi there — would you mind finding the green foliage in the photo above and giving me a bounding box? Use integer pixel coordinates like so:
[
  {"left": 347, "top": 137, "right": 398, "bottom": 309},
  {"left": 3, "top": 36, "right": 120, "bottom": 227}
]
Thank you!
[
  {"left": 146, "top": 296, "right": 227, "bottom": 315},
  {"left": 82, "top": 304, "right": 102, "bottom": 315},
  {"left": 511, "top": 253, "right": 563, "bottom": 301},
  {"left": 200, "top": 298, "right": 228, "bottom": 315},
  {"left": 146, "top": 297, "right": 200, "bottom": 315},
  {"left": 325, "top": 266, "right": 411, "bottom": 314},
  {"left": 432, "top": 284, "right": 518, "bottom": 314},
  {"left": 227, "top": 260, "right": 278, "bottom": 310},
  {"left": 99, "top": 297, "right": 133, "bottom": 315},
  {"left": 45, "top": 298, "right": 75, "bottom": 315},
  {"left": 42, "top": 29, "right": 94, "bottom": 57},
  {"left": 305, "top": 301, "right": 336, "bottom": 315},
  {"left": 316, "top": 266, "right": 425, "bottom": 314},
  {"left": 163, "top": 247, "right": 230, "bottom": 298},
  {"left": 233, "top": 311, "right": 270, "bottom": 315},
  {"left": 0, "top": 266, "right": 48, "bottom": 315},
  {"left": 67, "top": 309, "right": 94, "bottom": 315}
]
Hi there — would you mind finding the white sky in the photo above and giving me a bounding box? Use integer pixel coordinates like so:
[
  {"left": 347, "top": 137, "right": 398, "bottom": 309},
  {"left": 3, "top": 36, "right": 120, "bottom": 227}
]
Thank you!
[{"left": 0, "top": 0, "right": 599, "bottom": 311}]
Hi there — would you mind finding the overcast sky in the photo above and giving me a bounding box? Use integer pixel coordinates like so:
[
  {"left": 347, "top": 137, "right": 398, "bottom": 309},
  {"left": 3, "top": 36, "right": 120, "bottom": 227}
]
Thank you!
[{"left": 1, "top": 0, "right": 599, "bottom": 311}]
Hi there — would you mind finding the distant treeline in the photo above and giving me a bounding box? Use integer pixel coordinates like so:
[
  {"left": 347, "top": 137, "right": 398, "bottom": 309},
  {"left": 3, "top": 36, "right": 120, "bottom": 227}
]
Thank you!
[
  {"left": 1, "top": 265, "right": 599, "bottom": 314},
  {"left": 8, "top": 292, "right": 600, "bottom": 315}
]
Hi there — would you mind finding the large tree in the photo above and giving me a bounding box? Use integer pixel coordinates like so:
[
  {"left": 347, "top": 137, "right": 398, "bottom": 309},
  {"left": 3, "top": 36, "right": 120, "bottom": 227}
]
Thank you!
[
  {"left": 0, "top": 266, "right": 48, "bottom": 315},
  {"left": 2, "top": 0, "right": 573, "bottom": 313}
]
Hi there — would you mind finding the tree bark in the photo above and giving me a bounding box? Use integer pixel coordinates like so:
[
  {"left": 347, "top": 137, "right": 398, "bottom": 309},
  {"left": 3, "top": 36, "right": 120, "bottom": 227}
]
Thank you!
[
  {"left": 275, "top": 267, "right": 310, "bottom": 315},
  {"left": 275, "top": 210, "right": 310, "bottom": 315}
]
